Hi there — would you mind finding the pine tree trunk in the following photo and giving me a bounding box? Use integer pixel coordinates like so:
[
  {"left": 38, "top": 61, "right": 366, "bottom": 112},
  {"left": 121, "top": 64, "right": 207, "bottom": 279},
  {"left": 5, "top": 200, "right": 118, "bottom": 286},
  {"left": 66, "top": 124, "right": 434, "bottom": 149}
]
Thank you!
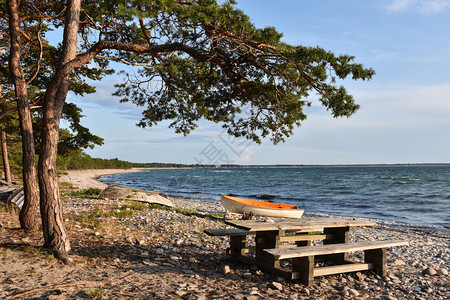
[
  {"left": 38, "top": 106, "right": 71, "bottom": 260},
  {"left": 8, "top": 0, "right": 39, "bottom": 230},
  {"left": 38, "top": 0, "right": 81, "bottom": 262},
  {"left": 1, "top": 127, "right": 12, "bottom": 185}
]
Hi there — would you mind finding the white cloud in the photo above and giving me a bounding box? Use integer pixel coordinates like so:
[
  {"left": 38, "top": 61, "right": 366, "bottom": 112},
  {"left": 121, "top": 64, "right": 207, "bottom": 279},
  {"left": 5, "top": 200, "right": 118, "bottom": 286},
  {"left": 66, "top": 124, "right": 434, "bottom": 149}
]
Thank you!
[
  {"left": 387, "top": 0, "right": 450, "bottom": 14},
  {"left": 388, "top": 0, "right": 417, "bottom": 11}
]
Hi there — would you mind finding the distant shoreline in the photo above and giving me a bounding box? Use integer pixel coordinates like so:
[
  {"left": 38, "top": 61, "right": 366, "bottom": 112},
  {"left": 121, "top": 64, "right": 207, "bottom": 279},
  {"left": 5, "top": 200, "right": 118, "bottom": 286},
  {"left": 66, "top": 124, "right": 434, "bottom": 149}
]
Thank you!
[{"left": 133, "top": 163, "right": 450, "bottom": 169}]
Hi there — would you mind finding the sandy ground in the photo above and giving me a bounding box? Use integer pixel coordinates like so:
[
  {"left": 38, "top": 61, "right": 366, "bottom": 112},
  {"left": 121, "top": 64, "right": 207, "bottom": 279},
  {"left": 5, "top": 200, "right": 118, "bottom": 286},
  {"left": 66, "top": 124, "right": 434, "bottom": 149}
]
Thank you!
[{"left": 58, "top": 169, "right": 142, "bottom": 190}]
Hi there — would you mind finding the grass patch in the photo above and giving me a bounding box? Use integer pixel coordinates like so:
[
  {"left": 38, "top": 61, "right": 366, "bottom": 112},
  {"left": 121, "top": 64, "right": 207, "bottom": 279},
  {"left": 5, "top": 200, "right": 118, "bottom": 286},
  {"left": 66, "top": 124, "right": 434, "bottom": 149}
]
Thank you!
[
  {"left": 149, "top": 204, "right": 197, "bottom": 215},
  {"left": 121, "top": 200, "right": 149, "bottom": 211},
  {"left": 79, "top": 207, "right": 103, "bottom": 229},
  {"left": 76, "top": 201, "right": 150, "bottom": 229},
  {"left": 59, "top": 181, "right": 74, "bottom": 189},
  {"left": 18, "top": 245, "right": 54, "bottom": 261},
  {"left": 87, "top": 287, "right": 104, "bottom": 299},
  {"left": 0, "top": 202, "right": 20, "bottom": 214},
  {"left": 206, "top": 212, "right": 225, "bottom": 218},
  {"left": 148, "top": 204, "right": 225, "bottom": 218},
  {"left": 72, "top": 188, "right": 103, "bottom": 197}
]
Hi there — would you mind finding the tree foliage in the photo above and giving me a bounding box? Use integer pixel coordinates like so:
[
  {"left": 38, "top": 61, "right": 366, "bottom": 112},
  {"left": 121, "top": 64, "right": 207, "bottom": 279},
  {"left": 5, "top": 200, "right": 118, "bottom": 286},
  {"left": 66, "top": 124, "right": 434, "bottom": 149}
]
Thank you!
[{"left": 107, "top": 0, "right": 375, "bottom": 143}]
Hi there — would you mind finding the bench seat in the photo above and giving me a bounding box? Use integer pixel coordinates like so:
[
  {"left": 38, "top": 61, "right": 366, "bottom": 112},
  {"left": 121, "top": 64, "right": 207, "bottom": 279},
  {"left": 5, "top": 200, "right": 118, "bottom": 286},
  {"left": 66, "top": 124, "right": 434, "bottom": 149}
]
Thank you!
[
  {"left": 265, "top": 240, "right": 407, "bottom": 259},
  {"left": 203, "top": 228, "right": 255, "bottom": 236},
  {"left": 264, "top": 239, "right": 408, "bottom": 286}
]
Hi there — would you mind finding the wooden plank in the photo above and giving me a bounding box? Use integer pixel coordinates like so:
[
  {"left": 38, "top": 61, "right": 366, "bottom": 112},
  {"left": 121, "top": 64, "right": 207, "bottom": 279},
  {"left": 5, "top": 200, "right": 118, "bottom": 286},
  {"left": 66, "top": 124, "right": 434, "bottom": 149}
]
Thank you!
[
  {"left": 203, "top": 228, "right": 255, "bottom": 236},
  {"left": 279, "top": 233, "right": 334, "bottom": 242},
  {"left": 11, "top": 190, "right": 24, "bottom": 203},
  {"left": 313, "top": 263, "right": 375, "bottom": 277},
  {"left": 225, "top": 217, "right": 376, "bottom": 232},
  {"left": 15, "top": 197, "right": 24, "bottom": 209},
  {"left": 265, "top": 240, "right": 408, "bottom": 260}
]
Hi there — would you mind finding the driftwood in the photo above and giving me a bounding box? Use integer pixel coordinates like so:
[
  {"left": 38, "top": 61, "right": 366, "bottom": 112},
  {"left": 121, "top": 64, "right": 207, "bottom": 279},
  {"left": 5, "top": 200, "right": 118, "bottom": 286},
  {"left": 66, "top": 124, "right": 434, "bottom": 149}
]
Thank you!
[
  {"left": 9, "top": 281, "right": 102, "bottom": 299},
  {"left": 99, "top": 185, "right": 174, "bottom": 207}
]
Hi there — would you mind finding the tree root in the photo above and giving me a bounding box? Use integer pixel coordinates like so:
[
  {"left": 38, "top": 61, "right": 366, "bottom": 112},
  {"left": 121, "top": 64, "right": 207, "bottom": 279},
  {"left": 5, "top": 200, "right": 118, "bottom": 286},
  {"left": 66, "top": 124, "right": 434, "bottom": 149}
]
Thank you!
[{"left": 52, "top": 250, "right": 74, "bottom": 265}]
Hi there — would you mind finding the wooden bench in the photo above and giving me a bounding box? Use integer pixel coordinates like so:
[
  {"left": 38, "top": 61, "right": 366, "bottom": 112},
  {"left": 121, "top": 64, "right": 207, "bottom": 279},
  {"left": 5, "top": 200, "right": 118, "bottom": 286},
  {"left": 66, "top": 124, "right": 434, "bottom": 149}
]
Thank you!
[
  {"left": 264, "top": 240, "right": 408, "bottom": 286},
  {"left": 0, "top": 187, "right": 24, "bottom": 209},
  {"left": 204, "top": 228, "right": 340, "bottom": 257}
]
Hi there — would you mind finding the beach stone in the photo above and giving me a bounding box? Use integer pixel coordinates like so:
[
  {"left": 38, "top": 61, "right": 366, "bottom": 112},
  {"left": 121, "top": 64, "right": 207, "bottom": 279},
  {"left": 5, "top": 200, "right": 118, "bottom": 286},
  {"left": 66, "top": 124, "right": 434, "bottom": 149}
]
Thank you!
[
  {"left": 271, "top": 282, "right": 283, "bottom": 290},
  {"left": 422, "top": 267, "right": 437, "bottom": 275},
  {"left": 189, "top": 257, "right": 199, "bottom": 263},
  {"left": 394, "top": 259, "right": 405, "bottom": 265},
  {"left": 356, "top": 272, "right": 365, "bottom": 281},
  {"left": 300, "top": 287, "right": 310, "bottom": 295},
  {"left": 348, "top": 288, "right": 359, "bottom": 296},
  {"left": 154, "top": 248, "right": 164, "bottom": 255},
  {"left": 436, "top": 268, "right": 448, "bottom": 275},
  {"left": 222, "top": 265, "right": 230, "bottom": 274}
]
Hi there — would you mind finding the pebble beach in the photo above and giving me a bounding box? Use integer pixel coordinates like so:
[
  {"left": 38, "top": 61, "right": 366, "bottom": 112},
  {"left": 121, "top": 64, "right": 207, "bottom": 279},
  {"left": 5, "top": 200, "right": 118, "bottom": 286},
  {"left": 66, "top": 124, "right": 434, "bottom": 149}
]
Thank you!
[{"left": 0, "top": 169, "right": 449, "bottom": 299}]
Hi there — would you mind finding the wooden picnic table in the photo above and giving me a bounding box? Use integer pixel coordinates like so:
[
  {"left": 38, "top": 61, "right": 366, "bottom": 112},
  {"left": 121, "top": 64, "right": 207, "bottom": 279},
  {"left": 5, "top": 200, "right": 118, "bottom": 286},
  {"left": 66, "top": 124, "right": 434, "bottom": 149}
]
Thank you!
[
  {"left": 221, "top": 217, "right": 407, "bottom": 285},
  {"left": 226, "top": 217, "right": 376, "bottom": 233},
  {"left": 224, "top": 217, "right": 376, "bottom": 266}
]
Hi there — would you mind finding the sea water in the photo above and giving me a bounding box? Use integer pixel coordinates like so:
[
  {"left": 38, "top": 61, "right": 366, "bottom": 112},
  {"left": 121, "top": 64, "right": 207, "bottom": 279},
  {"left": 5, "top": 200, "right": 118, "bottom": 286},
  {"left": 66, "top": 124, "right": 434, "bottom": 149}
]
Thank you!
[{"left": 100, "top": 165, "right": 450, "bottom": 237}]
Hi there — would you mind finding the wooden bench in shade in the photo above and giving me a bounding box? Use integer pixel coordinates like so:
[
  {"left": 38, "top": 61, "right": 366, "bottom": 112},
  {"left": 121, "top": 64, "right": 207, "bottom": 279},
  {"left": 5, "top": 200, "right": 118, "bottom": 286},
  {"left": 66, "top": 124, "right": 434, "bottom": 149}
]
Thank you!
[{"left": 264, "top": 239, "right": 408, "bottom": 286}]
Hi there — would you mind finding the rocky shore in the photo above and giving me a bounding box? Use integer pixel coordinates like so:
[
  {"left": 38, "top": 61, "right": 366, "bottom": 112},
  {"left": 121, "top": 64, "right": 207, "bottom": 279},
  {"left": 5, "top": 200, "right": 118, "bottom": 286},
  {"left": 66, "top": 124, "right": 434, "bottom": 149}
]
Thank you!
[{"left": 0, "top": 169, "right": 449, "bottom": 299}]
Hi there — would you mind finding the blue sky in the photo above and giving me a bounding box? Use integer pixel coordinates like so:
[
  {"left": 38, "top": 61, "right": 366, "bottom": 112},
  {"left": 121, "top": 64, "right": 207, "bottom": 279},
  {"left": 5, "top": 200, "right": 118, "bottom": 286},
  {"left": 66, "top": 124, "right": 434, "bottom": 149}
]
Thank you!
[{"left": 67, "top": 0, "right": 450, "bottom": 165}]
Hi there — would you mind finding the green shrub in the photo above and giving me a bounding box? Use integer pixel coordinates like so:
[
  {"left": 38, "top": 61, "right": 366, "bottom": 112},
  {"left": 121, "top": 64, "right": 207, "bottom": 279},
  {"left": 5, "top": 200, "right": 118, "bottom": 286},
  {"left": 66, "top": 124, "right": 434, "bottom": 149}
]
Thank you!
[{"left": 72, "top": 188, "right": 102, "bottom": 197}]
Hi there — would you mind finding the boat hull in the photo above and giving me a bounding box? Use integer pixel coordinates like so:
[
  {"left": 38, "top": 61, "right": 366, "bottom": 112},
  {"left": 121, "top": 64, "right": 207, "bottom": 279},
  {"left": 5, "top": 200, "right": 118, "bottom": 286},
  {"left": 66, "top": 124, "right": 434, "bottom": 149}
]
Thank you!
[{"left": 221, "top": 195, "right": 304, "bottom": 218}]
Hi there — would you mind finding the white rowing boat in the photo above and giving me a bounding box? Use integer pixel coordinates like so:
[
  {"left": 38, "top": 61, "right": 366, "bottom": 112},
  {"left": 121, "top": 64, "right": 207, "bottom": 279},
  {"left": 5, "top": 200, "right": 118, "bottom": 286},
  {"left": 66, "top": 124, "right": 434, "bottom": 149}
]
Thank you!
[{"left": 221, "top": 195, "right": 304, "bottom": 218}]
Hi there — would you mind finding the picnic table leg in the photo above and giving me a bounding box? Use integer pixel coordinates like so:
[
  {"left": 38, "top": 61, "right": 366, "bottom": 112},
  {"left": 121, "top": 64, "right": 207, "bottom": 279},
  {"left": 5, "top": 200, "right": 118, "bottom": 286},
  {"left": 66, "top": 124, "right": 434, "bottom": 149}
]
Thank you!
[
  {"left": 364, "top": 247, "right": 387, "bottom": 276},
  {"left": 229, "top": 234, "right": 247, "bottom": 256},
  {"left": 292, "top": 256, "right": 314, "bottom": 286},
  {"left": 255, "top": 230, "right": 281, "bottom": 269},
  {"left": 323, "top": 226, "right": 350, "bottom": 263}
]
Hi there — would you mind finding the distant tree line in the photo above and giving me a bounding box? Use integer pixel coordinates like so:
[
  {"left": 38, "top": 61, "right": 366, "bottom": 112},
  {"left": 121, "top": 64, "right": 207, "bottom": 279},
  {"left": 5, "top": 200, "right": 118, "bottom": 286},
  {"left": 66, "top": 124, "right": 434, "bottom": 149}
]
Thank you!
[
  {"left": 58, "top": 154, "right": 132, "bottom": 170},
  {"left": 132, "top": 162, "right": 215, "bottom": 168}
]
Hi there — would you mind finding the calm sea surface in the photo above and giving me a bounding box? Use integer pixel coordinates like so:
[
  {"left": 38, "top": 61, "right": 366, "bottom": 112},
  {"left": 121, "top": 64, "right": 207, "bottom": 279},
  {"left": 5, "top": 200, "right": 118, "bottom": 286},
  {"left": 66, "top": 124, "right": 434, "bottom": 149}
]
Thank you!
[{"left": 100, "top": 165, "right": 450, "bottom": 236}]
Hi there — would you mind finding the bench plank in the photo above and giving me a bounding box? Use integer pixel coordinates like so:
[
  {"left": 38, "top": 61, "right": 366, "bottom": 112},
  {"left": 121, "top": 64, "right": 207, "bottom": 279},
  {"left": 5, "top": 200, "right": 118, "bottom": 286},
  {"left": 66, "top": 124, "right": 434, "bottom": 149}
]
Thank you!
[
  {"left": 279, "top": 233, "right": 335, "bottom": 242},
  {"left": 312, "top": 262, "right": 375, "bottom": 277},
  {"left": 265, "top": 240, "right": 408, "bottom": 260},
  {"left": 204, "top": 228, "right": 255, "bottom": 236}
]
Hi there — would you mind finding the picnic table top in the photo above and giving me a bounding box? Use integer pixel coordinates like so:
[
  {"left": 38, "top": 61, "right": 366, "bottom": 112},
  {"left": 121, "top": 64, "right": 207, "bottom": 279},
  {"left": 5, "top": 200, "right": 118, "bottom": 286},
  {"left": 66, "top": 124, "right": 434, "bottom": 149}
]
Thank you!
[{"left": 225, "top": 217, "right": 376, "bottom": 232}]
